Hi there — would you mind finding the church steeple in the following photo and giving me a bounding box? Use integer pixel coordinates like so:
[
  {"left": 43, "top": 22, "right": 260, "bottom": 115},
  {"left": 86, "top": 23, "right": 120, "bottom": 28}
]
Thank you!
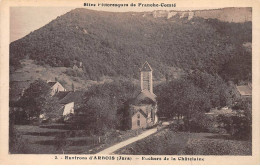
[{"left": 140, "top": 61, "right": 153, "bottom": 94}]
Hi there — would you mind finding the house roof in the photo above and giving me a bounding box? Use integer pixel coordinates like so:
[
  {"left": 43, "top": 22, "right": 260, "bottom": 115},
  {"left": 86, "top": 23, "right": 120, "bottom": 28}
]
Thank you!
[
  {"left": 47, "top": 81, "right": 58, "bottom": 87},
  {"left": 55, "top": 91, "right": 70, "bottom": 100},
  {"left": 236, "top": 85, "right": 252, "bottom": 96},
  {"left": 140, "top": 61, "right": 153, "bottom": 71},
  {"left": 130, "top": 90, "right": 156, "bottom": 105},
  {"left": 59, "top": 91, "right": 85, "bottom": 104}
]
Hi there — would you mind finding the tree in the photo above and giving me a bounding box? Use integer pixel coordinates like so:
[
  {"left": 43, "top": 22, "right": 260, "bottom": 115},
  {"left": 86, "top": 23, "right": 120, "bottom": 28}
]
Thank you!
[
  {"left": 71, "top": 80, "right": 139, "bottom": 134},
  {"left": 10, "top": 10, "right": 251, "bottom": 82},
  {"left": 186, "top": 70, "right": 234, "bottom": 108},
  {"left": 217, "top": 114, "right": 251, "bottom": 140},
  {"left": 41, "top": 96, "right": 61, "bottom": 119},
  {"left": 17, "top": 79, "right": 51, "bottom": 120},
  {"left": 85, "top": 96, "right": 117, "bottom": 134},
  {"left": 155, "top": 78, "right": 211, "bottom": 124}
]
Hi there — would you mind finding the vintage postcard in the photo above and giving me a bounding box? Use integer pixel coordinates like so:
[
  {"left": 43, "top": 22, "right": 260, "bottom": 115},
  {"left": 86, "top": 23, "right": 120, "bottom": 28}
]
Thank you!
[{"left": 0, "top": 0, "right": 260, "bottom": 165}]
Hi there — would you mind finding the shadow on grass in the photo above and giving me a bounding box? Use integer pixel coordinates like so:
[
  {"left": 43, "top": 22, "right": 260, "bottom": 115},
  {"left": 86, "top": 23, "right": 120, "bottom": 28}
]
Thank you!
[
  {"left": 69, "top": 139, "right": 94, "bottom": 146},
  {"left": 35, "top": 139, "right": 95, "bottom": 147},
  {"left": 39, "top": 124, "right": 83, "bottom": 130},
  {"left": 205, "top": 134, "right": 231, "bottom": 140},
  {"left": 23, "top": 131, "right": 65, "bottom": 136},
  {"left": 34, "top": 139, "right": 69, "bottom": 151},
  {"left": 35, "top": 139, "right": 62, "bottom": 146},
  {"left": 205, "top": 134, "right": 249, "bottom": 141}
]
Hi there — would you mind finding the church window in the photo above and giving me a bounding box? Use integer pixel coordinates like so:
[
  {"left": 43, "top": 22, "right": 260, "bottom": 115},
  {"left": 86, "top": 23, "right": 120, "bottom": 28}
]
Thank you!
[
  {"left": 137, "top": 114, "right": 140, "bottom": 119},
  {"left": 137, "top": 120, "right": 140, "bottom": 126}
]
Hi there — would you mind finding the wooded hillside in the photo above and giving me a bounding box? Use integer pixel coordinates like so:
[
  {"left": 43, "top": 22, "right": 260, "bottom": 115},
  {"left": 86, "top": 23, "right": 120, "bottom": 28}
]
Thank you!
[{"left": 10, "top": 8, "right": 252, "bottom": 83}]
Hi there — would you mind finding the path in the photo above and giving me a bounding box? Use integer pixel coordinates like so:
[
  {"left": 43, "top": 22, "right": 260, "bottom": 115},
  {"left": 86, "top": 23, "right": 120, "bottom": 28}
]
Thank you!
[{"left": 96, "top": 128, "right": 158, "bottom": 154}]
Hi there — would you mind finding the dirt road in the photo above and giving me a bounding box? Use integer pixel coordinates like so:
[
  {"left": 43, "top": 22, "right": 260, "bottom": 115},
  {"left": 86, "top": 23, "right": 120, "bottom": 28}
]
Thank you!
[{"left": 96, "top": 128, "right": 158, "bottom": 154}]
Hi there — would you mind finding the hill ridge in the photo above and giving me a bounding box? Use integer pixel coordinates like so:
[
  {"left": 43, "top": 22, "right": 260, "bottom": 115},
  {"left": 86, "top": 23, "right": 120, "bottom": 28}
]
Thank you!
[{"left": 10, "top": 7, "right": 251, "bottom": 83}]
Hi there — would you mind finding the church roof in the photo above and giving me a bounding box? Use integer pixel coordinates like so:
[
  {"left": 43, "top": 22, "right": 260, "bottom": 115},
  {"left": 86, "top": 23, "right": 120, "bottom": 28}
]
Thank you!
[
  {"left": 132, "top": 109, "right": 148, "bottom": 118},
  {"left": 140, "top": 61, "right": 153, "bottom": 71},
  {"left": 130, "top": 90, "right": 156, "bottom": 105},
  {"left": 136, "top": 90, "right": 156, "bottom": 102}
]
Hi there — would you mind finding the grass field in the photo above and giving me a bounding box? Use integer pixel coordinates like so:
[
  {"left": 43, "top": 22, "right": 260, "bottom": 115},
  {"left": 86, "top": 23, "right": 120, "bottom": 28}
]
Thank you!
[
  {"left": 12, "top": 124, "right": 144, "bottom": 154},
  {"left": 114, "top": 129, "right": 252, "bottom": 155},
  {"left": 12, "top": 124, "right": 252, "bottom": 155}
]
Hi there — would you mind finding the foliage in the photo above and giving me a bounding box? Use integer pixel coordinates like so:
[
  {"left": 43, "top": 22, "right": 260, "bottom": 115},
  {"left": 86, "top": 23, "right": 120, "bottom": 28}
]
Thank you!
[
  {"left": 217, "top": 98, "right": 252, "bottom": 139},
  {"left": 232, "top": 98, "right": 252, "bottom": 117},
  {"left": 13, "top": 79, "right": 62, "bottom": 123},
  {"left": 14, "top": 79, "right": 50, "bottom": 121},
  {"left": 10, "top": 9, "right": 251, "bottom": 83},
  {"left": 155, "top": 70, "right": 242, "bottom": 132},
  {"left": 155, "top": 77, "right": 212, "bottom": 131},
  {"left": 9, "top": 121, "right": 33, "bottom": 153},
  {"left": 65, "top": 69, "right": 84, "bottom": 78},
  {"left": 219, "top": 47, "right": 251, "bottom": 83},
  {"left": 156, "top": 71, "right": 238, "bottom": 112},
  {"left": 183, "top": 113, "right": 211, "bottom": 132},
  {"left": 156, "top": 77, "right": 209, "bottom": 119},
  {"left": 41, "top": 96, "right": 61, "bottom": 119},
  {"left": 186, "top": 70, "right": 237, "bottom": 107},
  {"left": 217, "top": 114, "right": 251, "bottom": 140},
  {"left": 72, "top": 79, "right": 139, "bottom": 134}
]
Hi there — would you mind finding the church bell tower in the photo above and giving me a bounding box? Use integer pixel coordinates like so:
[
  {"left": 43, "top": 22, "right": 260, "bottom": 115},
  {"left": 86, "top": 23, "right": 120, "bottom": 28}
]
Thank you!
[{"left": 140, "top": 61, "right": 153, "bottom": 94}]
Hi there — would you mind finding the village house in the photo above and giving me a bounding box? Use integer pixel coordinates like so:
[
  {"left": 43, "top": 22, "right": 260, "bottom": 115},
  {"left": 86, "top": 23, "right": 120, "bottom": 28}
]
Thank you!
[
  {"left": 73, "top": 61, "right": 83, "bottom": 70},
  {"left": 56, "top": 91, "right": 85, "bottom": 121},
  {"left": 40, "top": 90, "right": 85, "bottom": 122},
  {"left": 127, "top": 61, "right": 158, "bottom": 130},
  {"left": 47, "top": 81, "right": 66, "bottom": 96},
  {"left": 236, "top": 82, "right": 252, "bottom": 98}
]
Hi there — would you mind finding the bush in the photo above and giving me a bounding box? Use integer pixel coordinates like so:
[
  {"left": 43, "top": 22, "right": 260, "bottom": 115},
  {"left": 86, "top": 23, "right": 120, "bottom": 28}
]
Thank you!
[
  {"left": 217, "top": 114, "right": 251, "bottom": 140},
  {"left": 155, "top": 78, "right": 211, "bottom": 120},
  {"left": 16, "top": 79, "right": 51, "bottom": 120},
  {"left": 10, "top": 108, "right": 29, "bottom": 125},
  {"left": 9, "top": 121, "right": 33, "bottom": 153},
  {"left": 69, "top": 80, "right": 139, "bottom": 134},
  {"left": 65, "top": 69, "right": 84, "bottom": 77},
  {"left": 169, "top": 123, "right": 185, "bottom": 132},
  {"left": 183, "top": 118, "right": 208, "bottom": 133}
]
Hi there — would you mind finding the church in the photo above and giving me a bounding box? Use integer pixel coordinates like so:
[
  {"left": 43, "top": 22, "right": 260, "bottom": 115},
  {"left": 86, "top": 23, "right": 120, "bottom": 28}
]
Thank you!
[{"left": 127, "top": 61, "right": 158, "bottom": 130}]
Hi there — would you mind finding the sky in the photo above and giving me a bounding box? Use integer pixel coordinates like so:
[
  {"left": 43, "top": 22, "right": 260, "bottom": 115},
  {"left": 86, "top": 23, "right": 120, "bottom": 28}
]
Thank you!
[
  {"left": 10, "top": 7, "right": 75, "bottom": 42},
  {"left": 10, "top": 7, "right": 219, "bottom": 43}
]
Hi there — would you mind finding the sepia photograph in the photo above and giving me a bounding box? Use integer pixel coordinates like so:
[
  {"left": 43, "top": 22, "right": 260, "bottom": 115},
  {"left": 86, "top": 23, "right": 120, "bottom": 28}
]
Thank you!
[
  {"left": 8, "top": 6, "right": 253, "bottom": 156},
  {"left": 1, "top": 0, "right": 260, "bottom": 165}
]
